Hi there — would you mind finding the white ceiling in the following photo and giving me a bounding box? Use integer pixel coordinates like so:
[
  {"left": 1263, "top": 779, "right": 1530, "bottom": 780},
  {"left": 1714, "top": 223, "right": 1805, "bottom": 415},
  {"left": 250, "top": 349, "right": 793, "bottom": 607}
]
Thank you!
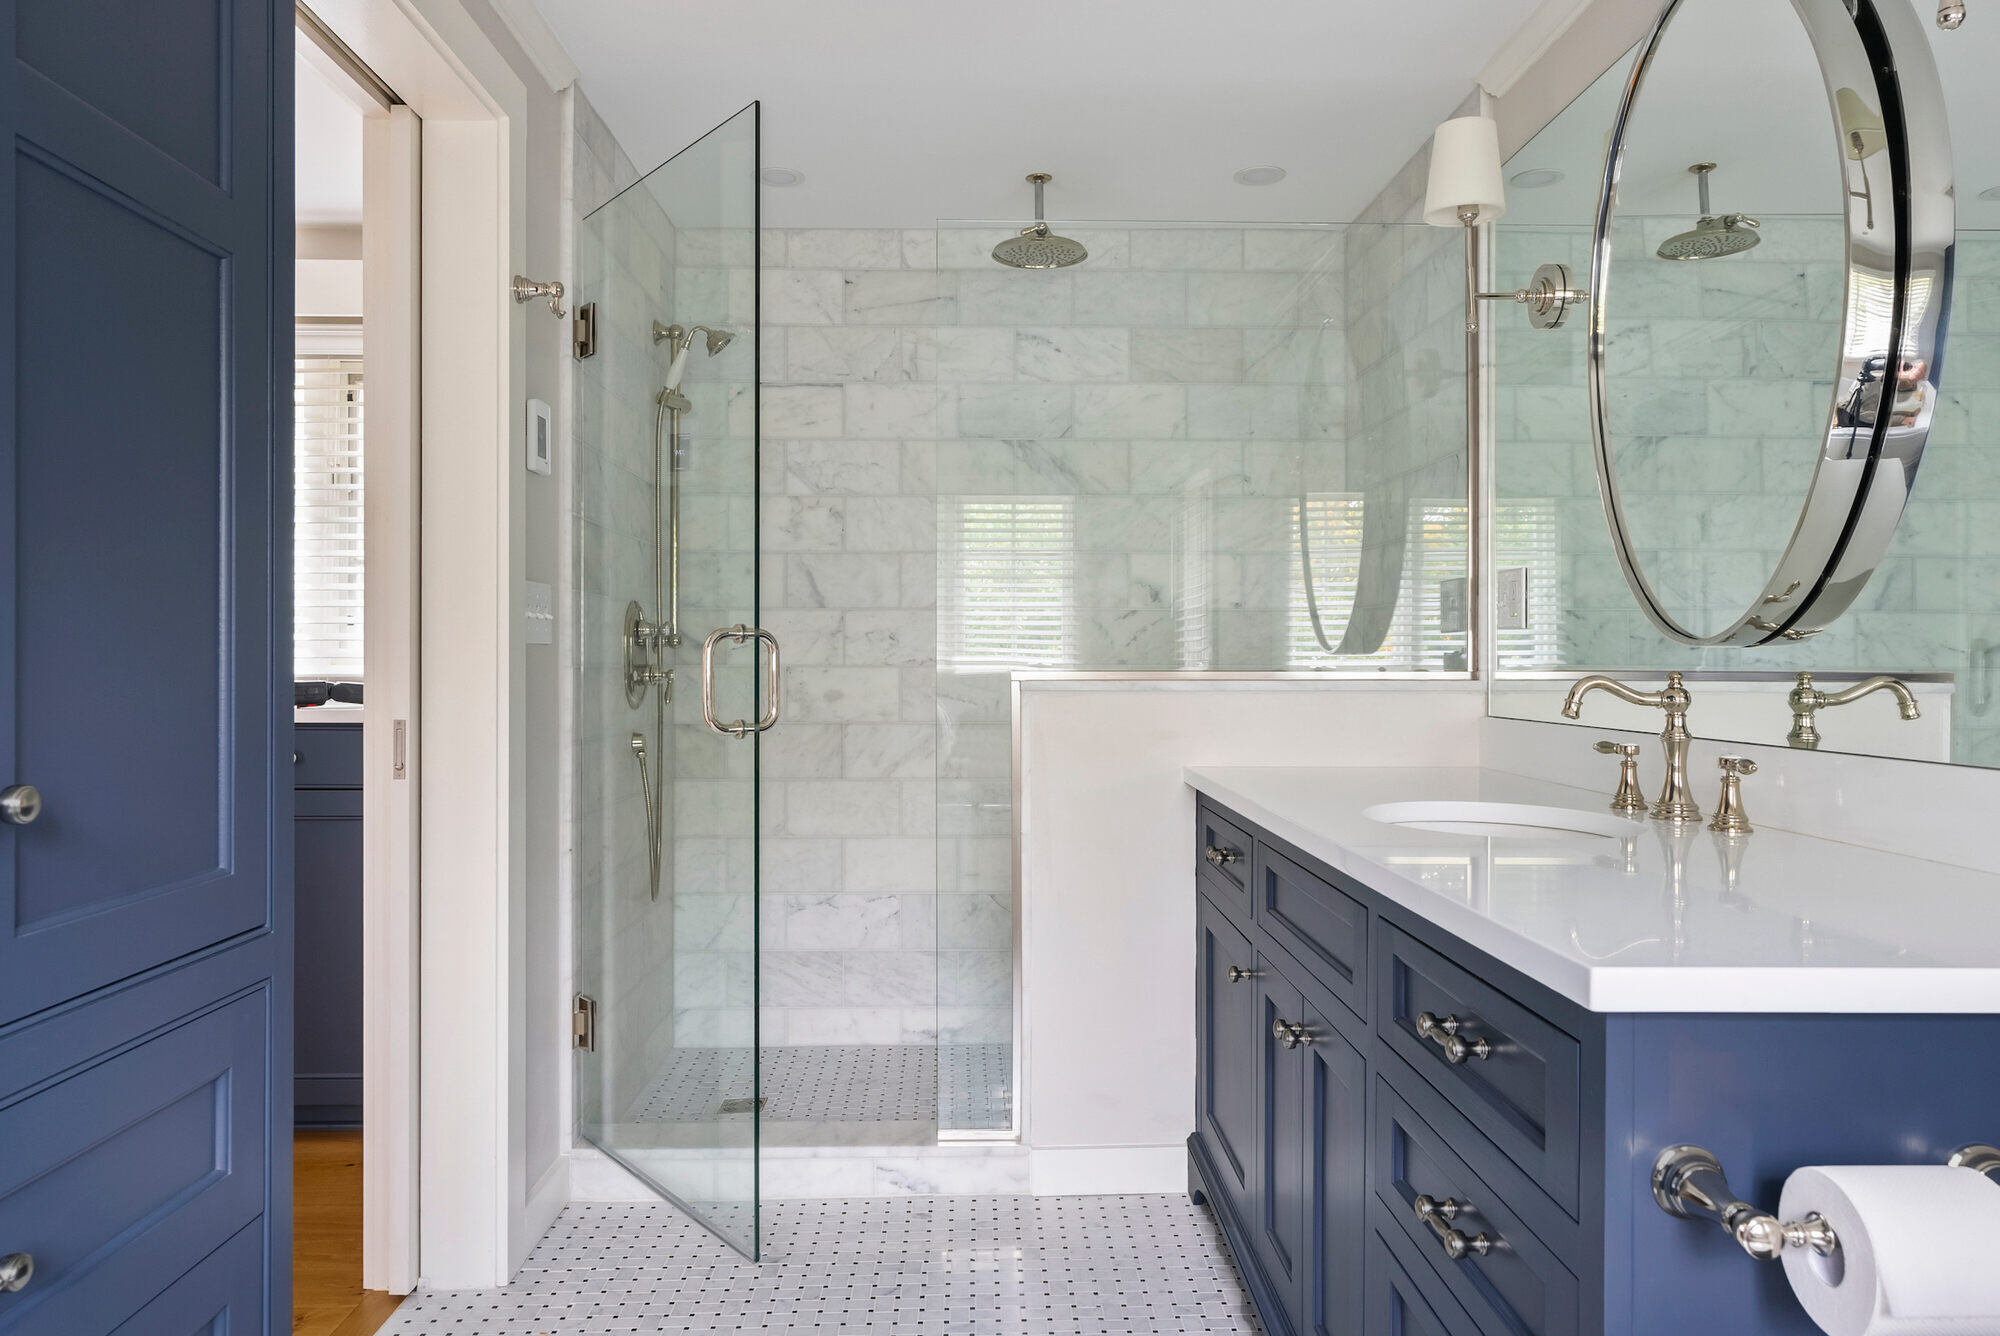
[
  {"left": 296, "top": 51, "right": 366, "bottom": 227},
  {"left": 1503, "top": 0, "right": 2000, "bottom": 229},
  {"left": 529, "top": 0, "right": 1545, "bottom": 228}
]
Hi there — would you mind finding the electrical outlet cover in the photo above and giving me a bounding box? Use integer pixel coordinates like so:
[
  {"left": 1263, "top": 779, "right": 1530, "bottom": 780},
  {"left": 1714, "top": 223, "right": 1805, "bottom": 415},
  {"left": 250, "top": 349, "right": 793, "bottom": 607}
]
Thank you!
[{"left": 1497, "top": 566, "right": 1530, "bottom": 631}]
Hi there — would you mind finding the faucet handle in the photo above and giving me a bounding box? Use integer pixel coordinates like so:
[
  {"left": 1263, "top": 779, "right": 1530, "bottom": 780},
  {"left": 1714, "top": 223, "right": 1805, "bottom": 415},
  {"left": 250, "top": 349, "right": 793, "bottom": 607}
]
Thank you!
[
  {"left": 1594, "top": 740, "right": 1648, "bottom": 815},
  {"left": 1709, "top": 757, "right": 1757, "bottom": 835}
]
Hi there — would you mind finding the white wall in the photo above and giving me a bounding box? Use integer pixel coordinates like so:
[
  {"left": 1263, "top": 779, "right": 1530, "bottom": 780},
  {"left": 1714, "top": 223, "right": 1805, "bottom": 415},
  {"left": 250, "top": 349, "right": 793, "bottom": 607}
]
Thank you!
[{"left": 1017, "top": 679, "right": 1485, "bottom": 1194}]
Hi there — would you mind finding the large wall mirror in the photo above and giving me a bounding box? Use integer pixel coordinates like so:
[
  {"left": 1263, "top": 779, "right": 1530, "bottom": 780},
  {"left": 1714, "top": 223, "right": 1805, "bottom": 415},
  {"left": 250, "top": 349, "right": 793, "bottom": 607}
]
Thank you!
[{"left": 1488, "top": 0, "right": 2000, "bottom": 766}]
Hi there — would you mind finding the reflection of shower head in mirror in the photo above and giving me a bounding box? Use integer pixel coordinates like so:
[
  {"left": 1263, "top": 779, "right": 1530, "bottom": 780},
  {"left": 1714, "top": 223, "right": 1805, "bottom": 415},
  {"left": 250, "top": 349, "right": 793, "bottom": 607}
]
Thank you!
[{"left": 1656, "top": 163, "right": 1761, "bottom": 259}]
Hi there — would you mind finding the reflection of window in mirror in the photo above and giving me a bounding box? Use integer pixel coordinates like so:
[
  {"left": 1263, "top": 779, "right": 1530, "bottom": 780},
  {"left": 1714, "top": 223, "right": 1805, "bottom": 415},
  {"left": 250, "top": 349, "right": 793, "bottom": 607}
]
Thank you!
[
  {"left": 1289, "top": 496, "right": 1470, "bottom": 670},
  {"left": 1172, "top": 476, "right": 1214, "bottom": 671},
  {"left": 938, "top": 496, "right": 1076, "bottom": 669},
  {"left": 1493, "top": 499, "right": 1562, "bottom": 670},
  {"left": 295, "top": 344, "right": 365, "bottom": 682}
]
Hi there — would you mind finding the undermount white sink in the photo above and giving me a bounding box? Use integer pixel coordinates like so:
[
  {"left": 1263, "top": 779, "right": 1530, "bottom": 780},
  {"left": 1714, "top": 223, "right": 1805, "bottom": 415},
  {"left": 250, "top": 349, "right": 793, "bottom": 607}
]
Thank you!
[{"left": 1363, "top": 800, "right": 1640, "bottom": 841}]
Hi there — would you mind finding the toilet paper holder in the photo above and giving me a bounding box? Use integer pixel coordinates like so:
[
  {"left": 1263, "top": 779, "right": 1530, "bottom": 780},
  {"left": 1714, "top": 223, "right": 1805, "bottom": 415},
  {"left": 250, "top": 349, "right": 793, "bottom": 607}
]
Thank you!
[{"left": 1652, "top": 1143, "right": 2000, "bottom": 1261}]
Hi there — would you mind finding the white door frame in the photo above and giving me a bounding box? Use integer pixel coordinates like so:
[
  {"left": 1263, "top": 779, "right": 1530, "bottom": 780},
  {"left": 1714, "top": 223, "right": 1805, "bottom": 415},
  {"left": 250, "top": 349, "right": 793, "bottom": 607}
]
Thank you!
[{"left": 309, "top": 0, "right": 529, "bottom": 1293}]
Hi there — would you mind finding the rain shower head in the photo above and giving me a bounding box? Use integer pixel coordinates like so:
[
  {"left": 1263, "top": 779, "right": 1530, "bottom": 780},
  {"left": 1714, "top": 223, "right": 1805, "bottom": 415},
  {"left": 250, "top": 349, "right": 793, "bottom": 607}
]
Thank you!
[
  {"left": 1656, "top": 163, "right": 1761, "bottom": 260},
  {"left": 993, "top": 173, "right": 1088, "bottom": 269}
]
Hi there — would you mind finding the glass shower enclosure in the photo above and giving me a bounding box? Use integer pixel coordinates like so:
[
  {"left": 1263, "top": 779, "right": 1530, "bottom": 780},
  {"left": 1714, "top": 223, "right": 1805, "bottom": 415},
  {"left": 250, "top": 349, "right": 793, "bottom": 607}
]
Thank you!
[{"left": 572, "top": 103, "right": 766, "bottom": 1257}]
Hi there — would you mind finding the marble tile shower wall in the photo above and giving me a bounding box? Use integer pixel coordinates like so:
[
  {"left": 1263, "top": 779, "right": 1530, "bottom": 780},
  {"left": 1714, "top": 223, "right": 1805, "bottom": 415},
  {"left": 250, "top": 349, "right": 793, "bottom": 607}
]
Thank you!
[
  {"left": 571, "top": 91, "right": 679, "bottom": 1120},
  {"left": 1495, "top": 224, "right": 2000, "bottom": 762}
]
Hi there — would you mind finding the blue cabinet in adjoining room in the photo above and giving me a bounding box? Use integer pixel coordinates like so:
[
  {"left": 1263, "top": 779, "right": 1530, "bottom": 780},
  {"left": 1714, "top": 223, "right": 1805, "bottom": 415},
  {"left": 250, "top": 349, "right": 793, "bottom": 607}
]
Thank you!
[{"left": 294, "top": 720, "right": 363, "bottom": 1126}]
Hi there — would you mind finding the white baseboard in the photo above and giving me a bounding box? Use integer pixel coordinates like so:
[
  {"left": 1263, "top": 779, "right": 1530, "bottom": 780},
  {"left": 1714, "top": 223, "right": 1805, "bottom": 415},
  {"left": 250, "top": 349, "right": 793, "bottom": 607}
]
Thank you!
[{"left": 1028, "top": 1145, "right": 1187, "bottom": 1196}]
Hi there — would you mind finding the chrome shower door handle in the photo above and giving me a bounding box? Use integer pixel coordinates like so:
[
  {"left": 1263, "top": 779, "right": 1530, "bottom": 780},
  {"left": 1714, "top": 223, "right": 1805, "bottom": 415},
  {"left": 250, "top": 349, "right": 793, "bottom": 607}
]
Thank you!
[{"left": 700, "top": 626, "right": 782, "bottom": 738}]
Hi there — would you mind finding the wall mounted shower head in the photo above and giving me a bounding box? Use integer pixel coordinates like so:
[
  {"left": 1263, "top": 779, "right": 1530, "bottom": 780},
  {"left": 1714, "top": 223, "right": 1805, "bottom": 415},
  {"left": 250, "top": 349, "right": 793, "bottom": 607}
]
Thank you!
[
  {"left": 1656, "top": 163, "right": 1761, "bottom": 260},
  {"left": 652, "top": 321, "right": 737, "bottom": 393},
  {"left": 993, "top": 173, "right": 1088, "bottom": 269}
]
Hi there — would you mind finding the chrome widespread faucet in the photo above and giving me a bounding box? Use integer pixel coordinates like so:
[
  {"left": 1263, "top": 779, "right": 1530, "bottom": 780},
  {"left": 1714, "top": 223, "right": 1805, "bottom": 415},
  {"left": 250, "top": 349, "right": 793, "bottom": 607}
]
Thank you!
[
  {"left": 1563, "top": 672, "right": 1701, "bottom": 823},
  {"left": 1786, "top": 672, "right": 1919, "bottom": 749}
]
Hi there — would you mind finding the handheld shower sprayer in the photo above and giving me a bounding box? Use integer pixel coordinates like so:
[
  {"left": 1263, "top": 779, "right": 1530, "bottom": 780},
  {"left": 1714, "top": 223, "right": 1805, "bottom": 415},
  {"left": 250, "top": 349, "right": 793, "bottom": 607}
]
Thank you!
[{"left": 652, "top": 321, "right": 736, "bottom": 394}]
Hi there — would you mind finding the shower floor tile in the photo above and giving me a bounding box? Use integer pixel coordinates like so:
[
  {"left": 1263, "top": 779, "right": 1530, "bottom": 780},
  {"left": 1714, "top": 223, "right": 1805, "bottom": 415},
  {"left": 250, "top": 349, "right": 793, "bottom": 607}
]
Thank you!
[
  {"left": 628, "top": 1043, "right": 1013, "bottom": 1131},
  {"left": 379, "top": 1194, "right": 1261, "bottom": 1335}
]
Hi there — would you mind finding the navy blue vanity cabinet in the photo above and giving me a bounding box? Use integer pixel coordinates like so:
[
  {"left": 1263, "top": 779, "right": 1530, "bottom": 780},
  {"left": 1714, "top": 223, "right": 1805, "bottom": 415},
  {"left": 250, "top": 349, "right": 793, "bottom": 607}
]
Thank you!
[
  {"left": 1188, "top": 793, "right": 2000, "bottom": 1336},
  {"left": 294, "top": 720, "right": 363, "bottom": 1126}
]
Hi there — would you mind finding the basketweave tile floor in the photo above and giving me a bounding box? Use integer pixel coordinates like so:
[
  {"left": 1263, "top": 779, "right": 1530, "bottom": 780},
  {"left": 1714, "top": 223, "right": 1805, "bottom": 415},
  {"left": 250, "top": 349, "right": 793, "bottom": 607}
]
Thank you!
[
  {"left": 378, "top": 1194, "right": 1262, "bottom": 1335},
  {"left": 627, "top": 1044, "right": 1014, "bottom": 1132}
]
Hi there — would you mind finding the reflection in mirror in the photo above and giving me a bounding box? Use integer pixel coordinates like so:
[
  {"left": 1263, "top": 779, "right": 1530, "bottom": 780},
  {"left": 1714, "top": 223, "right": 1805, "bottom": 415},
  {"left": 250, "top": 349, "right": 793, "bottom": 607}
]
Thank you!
[{"left": 1490, "top": 3, "right": 2000, "bottom": 767}]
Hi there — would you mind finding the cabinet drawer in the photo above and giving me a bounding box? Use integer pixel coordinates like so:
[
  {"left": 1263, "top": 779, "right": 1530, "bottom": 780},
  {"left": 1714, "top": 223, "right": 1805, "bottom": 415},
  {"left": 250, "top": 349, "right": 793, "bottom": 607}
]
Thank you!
[
  {"left": 1197, "top": 803, "right": 1254, "bottom": 911},
  {"left": 0, "top": 992, "right": 269, "bottom": 1335},
  {"left": 293, "top": 722, "right": 363, "bottom": 788},
  {"left": 106, "top": 1219, "right": 265, "bottom": 1336},
  {"left": 1373, "top": 1076, "right": 1580, "bottom": 1336},
  {"left": 1367, "top": 1227, "right": 1481, "bottom": 1336},
  {"left": 1256, "top": 845, "right": 1367, "bottom": 1022},
  {"left": 1375, "top": 923, "right": 1581, "bottom": 1214}
]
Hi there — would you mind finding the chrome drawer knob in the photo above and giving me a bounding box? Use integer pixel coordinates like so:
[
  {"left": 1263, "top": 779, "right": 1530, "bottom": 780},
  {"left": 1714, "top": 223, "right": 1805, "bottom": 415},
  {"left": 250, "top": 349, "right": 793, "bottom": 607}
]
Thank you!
[
  {"left": 1416, "top": 1011, "right": 1492, "bottom": 1064},
  {"left": 1204, "top": 845, "right": 1241, "bottom": 869},
  {"left": 1271, "top": 1016, "right": 1313, "bottom": 1049},
  {"left": 0, "top": 786, "right": 40, "bottom": 826},
  {"left": 0, "top": 1252, "right": 32, "bottom": 1293},
  {"left": 1414, "top": 1195, "right": 1492, "bottom": 1260},
  {"left": 1226, "top": 965, "right": 1258, "bottom": 984}
]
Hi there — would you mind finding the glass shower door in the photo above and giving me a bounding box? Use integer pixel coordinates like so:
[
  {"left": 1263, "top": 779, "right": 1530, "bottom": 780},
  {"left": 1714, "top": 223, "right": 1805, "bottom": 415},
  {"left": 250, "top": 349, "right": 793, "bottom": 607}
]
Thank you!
[{"left": 573, "top": 102, "right": 764, "bottom": 1257}]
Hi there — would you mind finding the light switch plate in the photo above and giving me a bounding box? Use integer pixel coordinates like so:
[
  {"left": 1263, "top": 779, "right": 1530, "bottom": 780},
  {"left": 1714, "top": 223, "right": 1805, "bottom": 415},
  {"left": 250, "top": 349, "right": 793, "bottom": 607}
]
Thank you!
[
  {"left": 526, "top": 397, "right": 553, "bottom": 476},
  {"left": 523, "top": 580, "right": 554, "bottom": 645},
  {"left": 1438, "top": 576, "right": 1468, "bottom": 636},
  {"left": 1497, "top": 565, "right": 1530, "bottom": 631}
]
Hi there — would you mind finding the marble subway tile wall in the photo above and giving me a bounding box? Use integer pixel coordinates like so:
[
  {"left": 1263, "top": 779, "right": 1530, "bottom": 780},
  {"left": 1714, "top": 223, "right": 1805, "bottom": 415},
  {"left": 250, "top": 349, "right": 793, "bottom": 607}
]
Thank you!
[
  {"left": 1493, "top": 223, "right": 2000, "bottom": 763},
  {"left": 571, "top": 90, "right": 680, "bottom": 1122}
]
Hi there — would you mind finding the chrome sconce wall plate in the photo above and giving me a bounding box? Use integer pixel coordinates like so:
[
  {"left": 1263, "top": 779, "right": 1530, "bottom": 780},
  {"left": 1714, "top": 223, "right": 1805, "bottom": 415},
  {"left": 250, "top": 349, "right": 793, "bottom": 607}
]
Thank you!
[
  {"left": 1586, "top": 0, "right": 1954, "bottom": 647},
  {"left": 1478, "top": 261, "right": 1588, "bottom": 331}
]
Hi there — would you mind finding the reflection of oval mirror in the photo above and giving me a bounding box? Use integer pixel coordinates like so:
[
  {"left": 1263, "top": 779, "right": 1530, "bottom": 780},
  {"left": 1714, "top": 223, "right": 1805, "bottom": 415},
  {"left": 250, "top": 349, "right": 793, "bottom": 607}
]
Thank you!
[{"left": 1588, "top": 0, "right": 1954, "bottom": 647}]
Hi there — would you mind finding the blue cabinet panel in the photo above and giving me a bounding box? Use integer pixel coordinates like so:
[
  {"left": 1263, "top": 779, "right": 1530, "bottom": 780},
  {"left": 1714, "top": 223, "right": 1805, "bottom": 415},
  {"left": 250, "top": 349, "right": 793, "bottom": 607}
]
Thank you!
[
  {"left": 0, "top": 992, "right": 268, "bottom": 1334},
  {"left": 1256, "top": 845, "right": 1368, "bottom": 1026},
  {"left": 1374, "top": 923, "right": 1582, "bottom": 1217},
  {"left": 1367, "top": 1229, "right": 1479, "bottom": 1336},
  {"left": 1255, "top": 963, "right": 1309, "bottom": 1331},
  {"left": 292, "top": 723, "right": 363, "bottom": 789},
  {"left": 1372, "top": 1076, "right": 1579, "bottom": 1336},
  {"left": 1198, "top": 893, "right": 1259, "bottom": 1210},
  {"left": 294, "top": 786, "right": 363, "bottom": 1125},
  {"left": 1302, "top": 1000, "right": 1367, "bottom": 1336}
]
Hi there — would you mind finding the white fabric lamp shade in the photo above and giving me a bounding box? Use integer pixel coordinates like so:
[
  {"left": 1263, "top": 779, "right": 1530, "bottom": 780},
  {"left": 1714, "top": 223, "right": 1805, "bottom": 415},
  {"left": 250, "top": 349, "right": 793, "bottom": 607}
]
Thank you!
[{"left": 1423, "top": 116, "right": 1508, "bottom": 227}]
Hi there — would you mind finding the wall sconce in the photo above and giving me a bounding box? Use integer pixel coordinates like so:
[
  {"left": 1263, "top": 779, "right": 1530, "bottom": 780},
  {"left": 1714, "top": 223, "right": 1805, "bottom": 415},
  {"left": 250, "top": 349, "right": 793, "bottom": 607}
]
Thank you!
[{"left": 1425, "top": 115, "right": 1585, "bottom": 332}]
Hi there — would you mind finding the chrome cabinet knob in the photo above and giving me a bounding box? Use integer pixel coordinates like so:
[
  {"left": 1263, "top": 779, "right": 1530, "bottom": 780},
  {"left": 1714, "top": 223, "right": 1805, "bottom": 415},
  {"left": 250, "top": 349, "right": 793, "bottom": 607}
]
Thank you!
[
  {"left": 1271, "top": 1016, "right": 1312, "bottom": 1049},
  {"left": 1204, "top": 845, "right": 1241, "bottom": 869},
  {"left": 0, "top": 786, "right": 41, "bottom": 826},
  {"left": 1416, "top": 1012, "right": 1491, "bottom": 1064},
  {"left": 0, "top": 1252, "right": 32, "bottom": 1293},
  {"left": 1414, "top": 1195, "right": 1492, "bottom": 1260},
  {"left": 1226, "top": 965, "right": 1258, "bottom": 984}
]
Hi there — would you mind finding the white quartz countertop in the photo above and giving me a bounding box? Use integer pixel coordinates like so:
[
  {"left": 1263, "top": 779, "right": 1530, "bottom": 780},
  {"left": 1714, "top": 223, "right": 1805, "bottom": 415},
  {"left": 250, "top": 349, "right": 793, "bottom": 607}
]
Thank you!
[{"left": 1186, "top": 765, "right": 2000, "bottom": 1014}]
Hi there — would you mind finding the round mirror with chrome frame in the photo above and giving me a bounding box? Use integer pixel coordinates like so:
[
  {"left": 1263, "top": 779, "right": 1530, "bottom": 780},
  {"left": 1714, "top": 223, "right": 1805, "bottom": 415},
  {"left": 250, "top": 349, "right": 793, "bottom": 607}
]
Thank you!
[{"left": 1587, "top": 0, "right": 1955, "bottom": 647}]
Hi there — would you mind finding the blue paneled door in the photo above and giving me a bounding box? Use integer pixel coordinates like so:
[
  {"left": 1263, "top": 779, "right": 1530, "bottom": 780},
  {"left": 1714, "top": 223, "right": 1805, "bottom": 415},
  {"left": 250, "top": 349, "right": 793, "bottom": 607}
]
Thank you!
[{"left": 0, "top": 1, "right": 292, "bottom": 1333}]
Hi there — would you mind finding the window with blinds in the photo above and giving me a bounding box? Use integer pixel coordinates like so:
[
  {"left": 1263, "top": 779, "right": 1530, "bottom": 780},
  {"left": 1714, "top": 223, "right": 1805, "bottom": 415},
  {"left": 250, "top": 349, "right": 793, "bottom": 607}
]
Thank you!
[
  {"left": 1494, "top": 498, "right": 1564, "bottom": 669},
  {"left": 295, "top": 354, "right": 365, "bottom": 681},
  {"left": 1289, "top": 495, "right": 1469, "bottom": 669},
  {"left": 939, "top": 497, "right": 1076, "bottom": 669}
]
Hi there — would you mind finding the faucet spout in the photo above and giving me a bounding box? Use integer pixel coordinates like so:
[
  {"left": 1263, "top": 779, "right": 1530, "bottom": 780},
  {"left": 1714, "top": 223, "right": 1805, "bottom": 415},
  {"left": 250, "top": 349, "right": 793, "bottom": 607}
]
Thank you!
[
  {"left": 1563, "top": 673, "right": 1700, "bottom": 823},
  {"left": 1787, "top": 673, "right": 1920, "bottom": 749}
]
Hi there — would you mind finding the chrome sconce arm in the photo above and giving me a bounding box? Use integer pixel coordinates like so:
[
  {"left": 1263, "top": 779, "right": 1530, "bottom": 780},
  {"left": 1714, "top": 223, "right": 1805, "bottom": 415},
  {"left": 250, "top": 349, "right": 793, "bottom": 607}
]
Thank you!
[{"left": 1474, "top": 262, "right": 1589, "bottom": 331}]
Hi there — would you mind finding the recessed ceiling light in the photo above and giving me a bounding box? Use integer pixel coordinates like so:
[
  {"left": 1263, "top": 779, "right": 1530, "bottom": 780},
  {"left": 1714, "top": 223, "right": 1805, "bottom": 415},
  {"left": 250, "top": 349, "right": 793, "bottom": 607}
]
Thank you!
[
  {"left": 1510, "top": 168, "right": 1565, "bottom": 189},
  {"left": 760, "top": 167, "right": 805, "bottom": 187},
  {"left": 1979, "top": 185, "right": 2000, "bottom": 201},
  {"left": 1233, "top": 165, "right": 1287, "bottom": 187}
]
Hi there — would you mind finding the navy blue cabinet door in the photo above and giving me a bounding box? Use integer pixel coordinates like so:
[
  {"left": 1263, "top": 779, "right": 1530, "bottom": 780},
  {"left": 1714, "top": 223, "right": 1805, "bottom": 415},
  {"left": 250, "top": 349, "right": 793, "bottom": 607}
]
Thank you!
[
  {"left": 295, "top": 786, "right": 362, "bottom": 1124},
  {"left": 1256, "top": 963, "right": 1308, "bottom": 1332},
  {"left": 1302, "top": 1000, "right": 1365, "bottom": 1336},
  {"left": 1198, "top": 895, "right": 1259, "bottom": 1208},
  {"left": 0, "top": 0, "right": 291, "bottom": 1331}
]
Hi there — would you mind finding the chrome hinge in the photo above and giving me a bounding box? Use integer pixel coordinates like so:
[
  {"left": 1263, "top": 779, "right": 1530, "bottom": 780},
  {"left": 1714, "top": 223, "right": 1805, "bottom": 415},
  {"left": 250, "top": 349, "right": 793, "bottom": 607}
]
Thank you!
[{"left": 572, "top": 994, "right": 597, "bottom": 1051}]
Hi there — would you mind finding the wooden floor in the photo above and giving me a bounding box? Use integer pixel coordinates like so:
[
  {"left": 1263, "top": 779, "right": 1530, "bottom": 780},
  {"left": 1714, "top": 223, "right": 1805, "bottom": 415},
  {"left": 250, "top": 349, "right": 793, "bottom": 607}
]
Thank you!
[{"left": 294, "top": 1129, "right": 403, "bottom": 1336}]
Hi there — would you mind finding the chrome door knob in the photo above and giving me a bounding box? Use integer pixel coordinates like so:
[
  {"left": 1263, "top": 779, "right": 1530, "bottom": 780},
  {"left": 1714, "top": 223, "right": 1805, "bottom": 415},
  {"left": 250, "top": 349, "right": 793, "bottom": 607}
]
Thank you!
[
  {"left": 0, "top": 1252, "right": 32, "bottom": 1293},
  {"left": 1226, "top": 965, "right": 1259, "bottom": 984},
  {"left": 0, "top": 786, "right": 41, "bottom": 826}
]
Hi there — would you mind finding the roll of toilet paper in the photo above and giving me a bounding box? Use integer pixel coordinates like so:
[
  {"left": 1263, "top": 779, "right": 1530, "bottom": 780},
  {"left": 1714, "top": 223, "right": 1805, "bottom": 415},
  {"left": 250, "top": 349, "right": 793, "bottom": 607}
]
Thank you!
[{"left": 1778, "top": 1165, "right": 2000, "bottom": 1336}]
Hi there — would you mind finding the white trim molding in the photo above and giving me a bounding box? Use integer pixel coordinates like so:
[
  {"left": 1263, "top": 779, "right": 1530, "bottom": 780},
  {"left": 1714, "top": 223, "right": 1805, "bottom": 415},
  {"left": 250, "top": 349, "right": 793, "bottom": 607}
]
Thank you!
[
  {"left": 1478, "top": 0, "right": 1599, "bottom": 97},
  {"left": 485, "top": 0, "right": 579, "bottom": 92}
]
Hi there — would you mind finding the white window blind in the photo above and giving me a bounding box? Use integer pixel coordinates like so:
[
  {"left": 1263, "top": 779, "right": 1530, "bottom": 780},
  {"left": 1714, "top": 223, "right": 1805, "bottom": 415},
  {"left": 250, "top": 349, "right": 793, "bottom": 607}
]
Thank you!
[
  {"left": 1289, "top": 496, "right": 1471, "bottom": 670},
  {"left": 295, "top": 353, "right": 365, "bottom": 681},
  {"left": 1493, "top": 498, "right": 1564, "bottom": 669},
  {"left": 939, "top": 497, "right": 1076, "bottom": 669},
  {"left": 1287, "top": 494, "right": 1366, "bottom": 666},
  {"left": 1173, "top": 477, "right": 1215, "bottom": 670}
]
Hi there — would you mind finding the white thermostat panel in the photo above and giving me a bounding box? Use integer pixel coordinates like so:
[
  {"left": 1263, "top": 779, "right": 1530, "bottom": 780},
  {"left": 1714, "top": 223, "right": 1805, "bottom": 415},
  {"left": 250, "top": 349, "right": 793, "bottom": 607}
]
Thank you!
[{"left": 526, "top": 397, "right": 553, "bottom": 475}]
